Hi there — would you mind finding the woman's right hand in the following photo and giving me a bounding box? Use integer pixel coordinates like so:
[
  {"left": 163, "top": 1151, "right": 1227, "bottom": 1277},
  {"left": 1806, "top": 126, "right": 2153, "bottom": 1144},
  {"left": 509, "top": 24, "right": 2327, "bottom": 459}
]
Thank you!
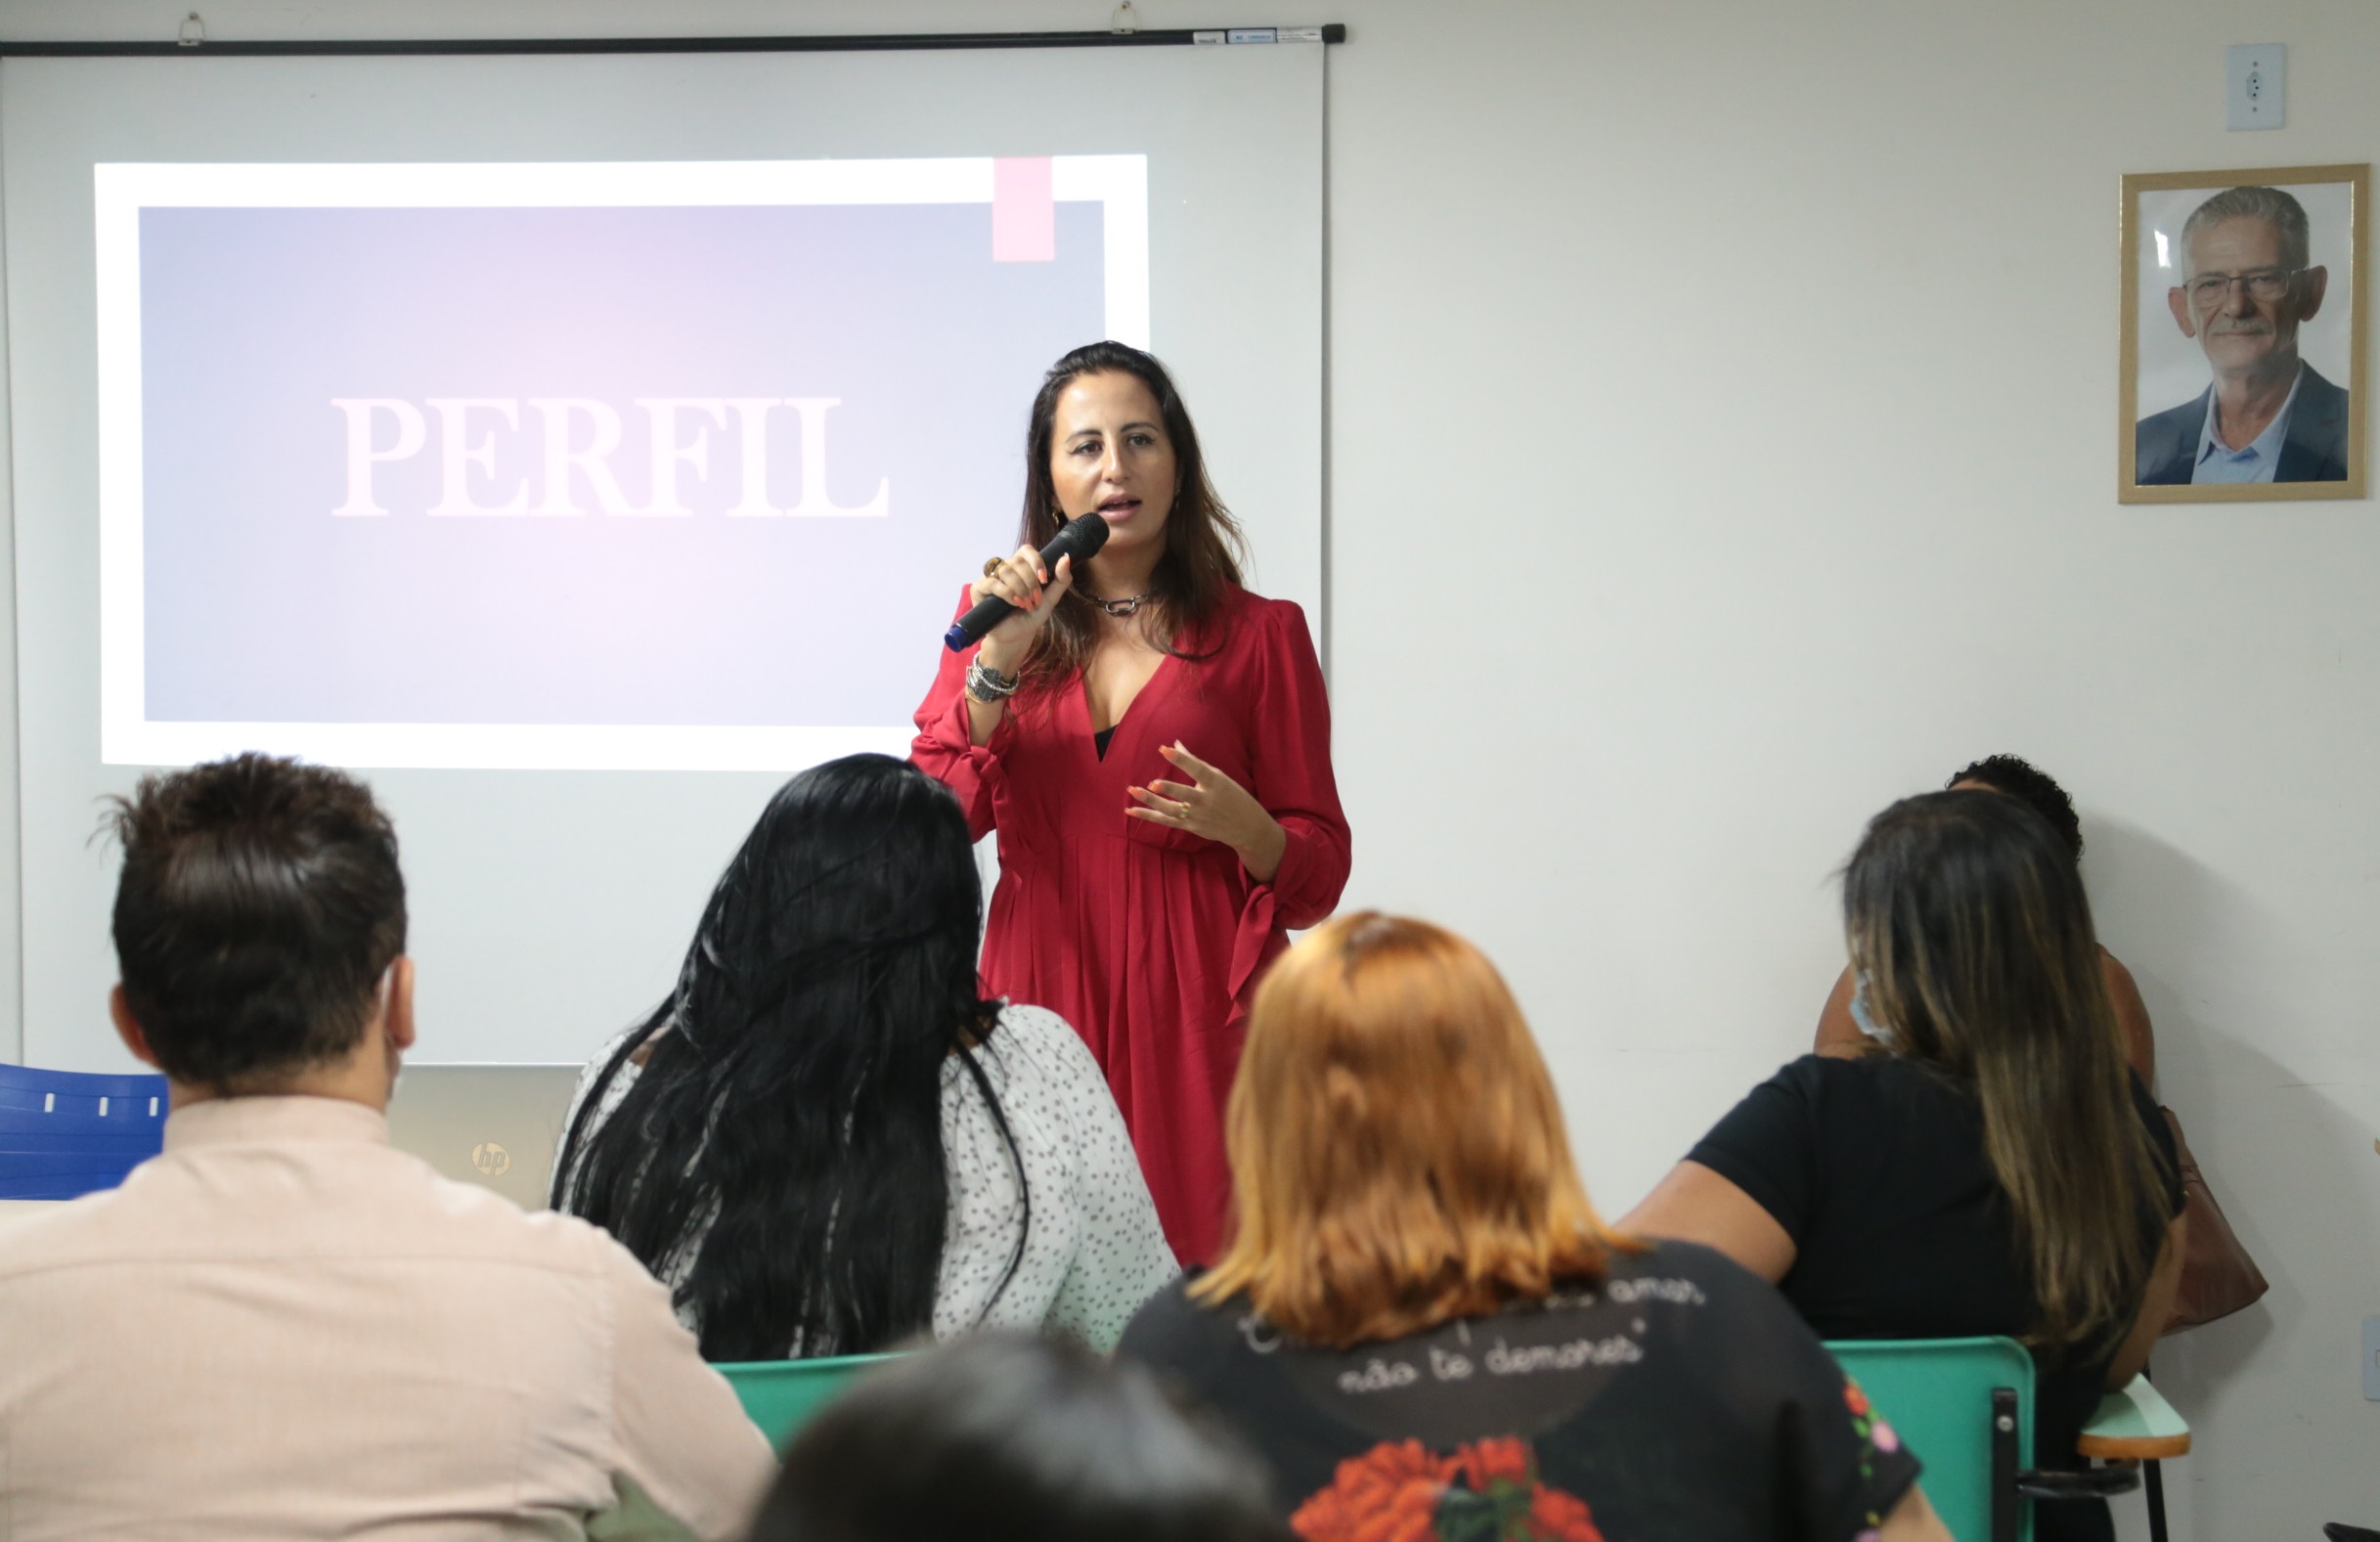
[{"left": 971, "top": 546, "right": 1075, "bottom": 670}]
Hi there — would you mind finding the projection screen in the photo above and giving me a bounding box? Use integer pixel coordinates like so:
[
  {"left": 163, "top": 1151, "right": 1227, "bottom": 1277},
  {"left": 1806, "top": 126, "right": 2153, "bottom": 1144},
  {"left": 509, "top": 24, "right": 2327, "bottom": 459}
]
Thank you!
[{"left": 2, "top": 44, "right": 1324, "bottom": 1069}]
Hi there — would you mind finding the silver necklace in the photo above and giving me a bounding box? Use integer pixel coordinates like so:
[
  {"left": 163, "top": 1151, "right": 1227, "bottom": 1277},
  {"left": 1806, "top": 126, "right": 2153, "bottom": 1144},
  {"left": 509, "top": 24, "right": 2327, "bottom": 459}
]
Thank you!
[{"left": 1081, "top": 589, "right": 1156, "bottom": 618}]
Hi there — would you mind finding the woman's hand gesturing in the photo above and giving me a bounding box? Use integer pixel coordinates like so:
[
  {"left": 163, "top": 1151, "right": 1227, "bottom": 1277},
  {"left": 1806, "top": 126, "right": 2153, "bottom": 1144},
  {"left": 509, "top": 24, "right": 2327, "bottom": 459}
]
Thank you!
[
  {"left": 972, "top": 546, "right": 1075, "bottom": 673},
  {"left": 1127, "top": 742, "right": 1288, "bottom": 883}
]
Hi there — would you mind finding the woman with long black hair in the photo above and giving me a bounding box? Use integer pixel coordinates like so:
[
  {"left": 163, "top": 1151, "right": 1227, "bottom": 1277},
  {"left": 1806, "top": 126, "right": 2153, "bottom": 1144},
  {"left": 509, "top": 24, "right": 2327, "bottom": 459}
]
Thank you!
[{"left": 552, "top": 753, "right": 1175, "bottom": 1361}]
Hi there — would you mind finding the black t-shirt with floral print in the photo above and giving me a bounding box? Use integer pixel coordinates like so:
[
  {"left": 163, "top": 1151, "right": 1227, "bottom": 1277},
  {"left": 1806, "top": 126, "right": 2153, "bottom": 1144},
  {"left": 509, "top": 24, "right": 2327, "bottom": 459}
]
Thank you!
[{"left": 1117, "top": 1241, "right": 1918, "bottom": 1542}]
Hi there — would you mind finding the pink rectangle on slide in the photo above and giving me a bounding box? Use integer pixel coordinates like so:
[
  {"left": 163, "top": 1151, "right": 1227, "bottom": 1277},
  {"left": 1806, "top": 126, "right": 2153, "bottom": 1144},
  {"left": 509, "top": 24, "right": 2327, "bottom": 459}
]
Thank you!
[{"left": 992, "top": 157, "right": 1055, "bottom": 262}]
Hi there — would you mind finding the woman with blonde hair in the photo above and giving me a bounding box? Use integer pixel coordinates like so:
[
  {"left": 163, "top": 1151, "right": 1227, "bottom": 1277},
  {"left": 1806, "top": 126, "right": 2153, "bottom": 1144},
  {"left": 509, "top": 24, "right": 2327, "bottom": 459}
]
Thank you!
[
  {"left": 1625, "top": 791, "right": 2184, "bottom": 1542},
  {"left": 1118, "top": 912, "right": 1948, "bottom": 1542}
]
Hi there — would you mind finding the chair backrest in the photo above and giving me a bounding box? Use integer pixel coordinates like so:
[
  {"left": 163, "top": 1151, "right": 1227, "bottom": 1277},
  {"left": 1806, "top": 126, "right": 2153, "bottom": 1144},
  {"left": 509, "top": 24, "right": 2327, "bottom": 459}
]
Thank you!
[
  {"left": 0, "top": 1064, "right": 170, "bottom": 1200},
  {"left": 715, "top": 1351, "right": 905, "bottom": 1451},
  {"left": 1828, "top": 1337, "right": 2036, "bottom": 1542}
]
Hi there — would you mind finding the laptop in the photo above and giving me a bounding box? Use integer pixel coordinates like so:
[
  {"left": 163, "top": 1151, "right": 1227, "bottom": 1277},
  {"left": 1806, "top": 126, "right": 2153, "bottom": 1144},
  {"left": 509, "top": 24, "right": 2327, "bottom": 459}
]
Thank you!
[{"left": 384, "top": 1064, "right": 586, "bottom": 1212}]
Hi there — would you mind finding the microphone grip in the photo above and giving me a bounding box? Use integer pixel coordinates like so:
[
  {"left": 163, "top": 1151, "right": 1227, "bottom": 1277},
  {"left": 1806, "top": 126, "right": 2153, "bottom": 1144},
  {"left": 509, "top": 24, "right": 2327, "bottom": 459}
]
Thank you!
[
  {"left": 942, "top": 514, "right": 1109, "bottom": 653},
  {"left": 945, "top": 595, "right": 1017, "bottom": 653}
]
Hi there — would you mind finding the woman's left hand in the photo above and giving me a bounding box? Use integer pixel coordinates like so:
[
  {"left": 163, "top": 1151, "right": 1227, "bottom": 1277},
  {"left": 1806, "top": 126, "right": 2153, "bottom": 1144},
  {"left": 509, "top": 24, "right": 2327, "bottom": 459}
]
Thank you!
[{"left": 1128, "top": 742, "right": 1288, "bottom": 883}]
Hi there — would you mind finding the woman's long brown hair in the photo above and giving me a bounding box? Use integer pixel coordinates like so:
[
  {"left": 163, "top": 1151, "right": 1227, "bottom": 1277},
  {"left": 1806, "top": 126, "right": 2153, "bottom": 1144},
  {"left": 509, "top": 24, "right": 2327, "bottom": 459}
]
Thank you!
[
  {"left": 1011, "top": 342, "right": 1246, "bottom": 692},
  {"left": 1846, "top": 791, "right": 2167, "bottom": 1353},
  {"left": 1193, "top": 912, "right": 1637, "bottom": 1348}
]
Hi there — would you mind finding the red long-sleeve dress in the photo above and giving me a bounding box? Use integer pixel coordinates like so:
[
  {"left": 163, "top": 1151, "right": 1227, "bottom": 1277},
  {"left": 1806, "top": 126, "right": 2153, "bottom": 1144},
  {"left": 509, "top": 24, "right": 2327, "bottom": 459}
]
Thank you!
[{"left": 911, "top": 584, "right": 1351, "bottom": 1263}]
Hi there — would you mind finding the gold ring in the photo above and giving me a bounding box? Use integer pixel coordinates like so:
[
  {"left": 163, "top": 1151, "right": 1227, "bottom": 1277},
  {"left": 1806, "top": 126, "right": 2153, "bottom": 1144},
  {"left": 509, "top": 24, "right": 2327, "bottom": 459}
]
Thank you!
[{"left": 983, "top": 557, "right": 1004, "bottom": 578}]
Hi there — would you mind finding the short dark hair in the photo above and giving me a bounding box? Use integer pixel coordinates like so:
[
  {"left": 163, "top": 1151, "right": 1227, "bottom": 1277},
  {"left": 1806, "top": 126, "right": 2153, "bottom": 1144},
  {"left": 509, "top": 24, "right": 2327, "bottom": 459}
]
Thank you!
[
  {"left": 753, "top": 1334, "right": 1291, "bottom": 1542},
  {"left": 109, "top": 754, "right": 406, "bottom": 1087},
  {"left": 1947, "top": 754, "right": 2083, "bottom": 863}
]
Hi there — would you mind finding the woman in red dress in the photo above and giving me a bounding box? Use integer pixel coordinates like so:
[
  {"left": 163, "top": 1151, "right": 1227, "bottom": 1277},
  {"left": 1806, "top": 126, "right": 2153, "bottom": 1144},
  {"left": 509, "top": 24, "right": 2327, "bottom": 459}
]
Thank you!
[{"left": 911, "top": 341, "right": 1350, "bottom": 1263}]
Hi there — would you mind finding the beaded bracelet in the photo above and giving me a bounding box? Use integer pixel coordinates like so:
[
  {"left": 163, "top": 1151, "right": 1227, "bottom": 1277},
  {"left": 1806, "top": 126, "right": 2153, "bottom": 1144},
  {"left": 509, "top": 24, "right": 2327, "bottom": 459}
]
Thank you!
[{"left": 966, "top": 659, "right": 1021, "bottom": 703}]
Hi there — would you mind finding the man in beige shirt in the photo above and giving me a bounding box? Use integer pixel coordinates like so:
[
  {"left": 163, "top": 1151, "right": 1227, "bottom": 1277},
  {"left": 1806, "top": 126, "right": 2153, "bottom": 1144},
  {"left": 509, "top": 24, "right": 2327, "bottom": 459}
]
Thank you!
[{"left": 0, "top": 754, "right": 774, "bottom": 1540}]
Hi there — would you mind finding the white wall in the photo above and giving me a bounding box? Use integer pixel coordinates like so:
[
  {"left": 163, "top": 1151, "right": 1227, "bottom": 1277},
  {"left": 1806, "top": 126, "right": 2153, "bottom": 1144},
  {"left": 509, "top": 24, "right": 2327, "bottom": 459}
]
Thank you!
[{"left": 3, "top": 0, "right": 2375, "bottom": 1535}]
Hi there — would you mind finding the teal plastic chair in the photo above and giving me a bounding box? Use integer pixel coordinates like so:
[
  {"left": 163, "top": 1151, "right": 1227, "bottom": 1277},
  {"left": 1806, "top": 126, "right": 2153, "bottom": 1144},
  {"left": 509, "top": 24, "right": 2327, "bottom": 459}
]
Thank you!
[
  {"left": 1828, "top": 1338, "right": 2151, "bottom": 1542},
  {"left": 715, "top": 1352, "right": 904, "bottom": 1451}
]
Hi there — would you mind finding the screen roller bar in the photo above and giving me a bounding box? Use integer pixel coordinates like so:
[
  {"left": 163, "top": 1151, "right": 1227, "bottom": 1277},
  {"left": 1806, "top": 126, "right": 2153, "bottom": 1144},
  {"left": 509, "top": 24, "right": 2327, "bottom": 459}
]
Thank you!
[{"left": 0, "top": 23, "right": 1347, "bottom": 57}]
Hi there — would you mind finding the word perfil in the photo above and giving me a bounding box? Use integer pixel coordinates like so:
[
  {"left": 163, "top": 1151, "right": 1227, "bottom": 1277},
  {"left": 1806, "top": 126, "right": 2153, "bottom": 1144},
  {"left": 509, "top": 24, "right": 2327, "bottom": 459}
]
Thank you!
[{"left": 330, "top": 397, "right": 889, "bottom": 518}]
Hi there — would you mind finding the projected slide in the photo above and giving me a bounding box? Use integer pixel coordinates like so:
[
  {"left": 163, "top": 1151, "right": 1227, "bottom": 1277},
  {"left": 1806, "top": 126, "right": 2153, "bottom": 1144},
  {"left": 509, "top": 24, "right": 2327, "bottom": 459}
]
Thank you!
[{"left": 95, "top": 157, "right": 1148, "bottom": 770}]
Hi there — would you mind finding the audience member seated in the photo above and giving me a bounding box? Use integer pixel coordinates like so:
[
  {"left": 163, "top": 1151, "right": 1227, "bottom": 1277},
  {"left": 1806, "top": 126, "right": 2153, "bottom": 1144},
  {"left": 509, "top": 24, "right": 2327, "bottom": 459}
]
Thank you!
[
  {"left": 1118, "top": 911, "right": 1950, "bottom": 1542},
  {"left": 1814, "top": 754, "right": 2156, "bottom": 1081},
  {"left": 553, "top": 752, "right": 1175, "bottom": 1360},
  {"left": 0, "top": 754, "right": 771, "bottom": 1541},
  {"left": 751, "top": 1332, "right": 1290, "bottom": 1542},
  {"left": 1625, "top": 790, "right": 2185, "bottom": 1542}
]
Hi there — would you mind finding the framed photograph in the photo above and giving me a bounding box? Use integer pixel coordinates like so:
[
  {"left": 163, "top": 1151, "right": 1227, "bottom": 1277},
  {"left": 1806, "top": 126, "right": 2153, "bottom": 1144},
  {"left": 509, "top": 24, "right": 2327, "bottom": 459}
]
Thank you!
[{"left": 2120, "top": 163, "right": 2367, "bottom": 503}]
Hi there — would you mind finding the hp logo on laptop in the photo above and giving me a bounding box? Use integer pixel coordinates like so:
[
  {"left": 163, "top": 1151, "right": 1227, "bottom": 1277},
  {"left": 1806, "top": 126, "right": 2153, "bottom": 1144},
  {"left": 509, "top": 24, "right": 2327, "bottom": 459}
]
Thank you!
[{"left": 471, "top": 1142, "right": 512, "bottom": 1177}]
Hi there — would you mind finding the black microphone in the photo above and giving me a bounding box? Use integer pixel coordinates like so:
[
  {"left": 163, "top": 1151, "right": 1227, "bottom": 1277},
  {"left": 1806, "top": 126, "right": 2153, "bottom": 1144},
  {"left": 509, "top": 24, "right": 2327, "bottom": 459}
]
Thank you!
[{"left": 944, "top": 514, "right": 1112, "bottom": 652}]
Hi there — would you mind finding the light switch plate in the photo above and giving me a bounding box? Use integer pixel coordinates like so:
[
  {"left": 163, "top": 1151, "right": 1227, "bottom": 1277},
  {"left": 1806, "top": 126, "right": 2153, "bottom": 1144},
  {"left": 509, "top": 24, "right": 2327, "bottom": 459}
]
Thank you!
[
  {"left": 2362, "top": 1316, "right": 2380, "bottom": 1400},
  {"left": 2227, "top": 44, "right": 2286, "bottom": 131}
]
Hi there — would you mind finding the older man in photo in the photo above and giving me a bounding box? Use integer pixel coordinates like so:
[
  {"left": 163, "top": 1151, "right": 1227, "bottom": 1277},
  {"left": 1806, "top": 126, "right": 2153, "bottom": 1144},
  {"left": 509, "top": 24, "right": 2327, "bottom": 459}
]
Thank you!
[{"left": 2136, "top": 185, "right": 2349, "bottom": 485}]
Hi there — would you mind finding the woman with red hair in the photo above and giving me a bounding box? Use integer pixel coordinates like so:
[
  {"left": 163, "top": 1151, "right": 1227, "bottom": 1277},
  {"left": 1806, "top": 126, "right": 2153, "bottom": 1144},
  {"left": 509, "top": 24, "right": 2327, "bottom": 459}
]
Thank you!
[{"left": 1118, "top": 912, "right": 1948, "bottom": 1542}]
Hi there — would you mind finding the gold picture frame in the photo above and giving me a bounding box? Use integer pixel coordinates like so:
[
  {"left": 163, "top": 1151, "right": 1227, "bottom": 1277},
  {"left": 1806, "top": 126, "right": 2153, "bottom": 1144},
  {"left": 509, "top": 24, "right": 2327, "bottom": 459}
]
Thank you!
[{"left": 2119, "top": 163, "right": 2367, "bottom": 503}]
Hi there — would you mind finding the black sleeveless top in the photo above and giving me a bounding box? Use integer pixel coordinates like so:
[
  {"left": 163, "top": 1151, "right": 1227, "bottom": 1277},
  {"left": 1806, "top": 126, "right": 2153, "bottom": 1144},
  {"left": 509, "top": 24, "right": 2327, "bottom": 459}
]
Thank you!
[
  {"left": 1689, "top": 1057, "right": 2179, "bottom": 1470},
  {"left": 1688, "top": 1056, "right": 2180, "bottom": 1542}
]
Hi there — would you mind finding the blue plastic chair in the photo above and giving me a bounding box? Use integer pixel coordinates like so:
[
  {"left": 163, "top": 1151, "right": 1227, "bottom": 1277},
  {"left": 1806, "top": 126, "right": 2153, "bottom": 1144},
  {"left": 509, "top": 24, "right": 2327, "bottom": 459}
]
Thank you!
[{"left": 0, "top": 1064, "right": 169, "bottom": 1199}]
